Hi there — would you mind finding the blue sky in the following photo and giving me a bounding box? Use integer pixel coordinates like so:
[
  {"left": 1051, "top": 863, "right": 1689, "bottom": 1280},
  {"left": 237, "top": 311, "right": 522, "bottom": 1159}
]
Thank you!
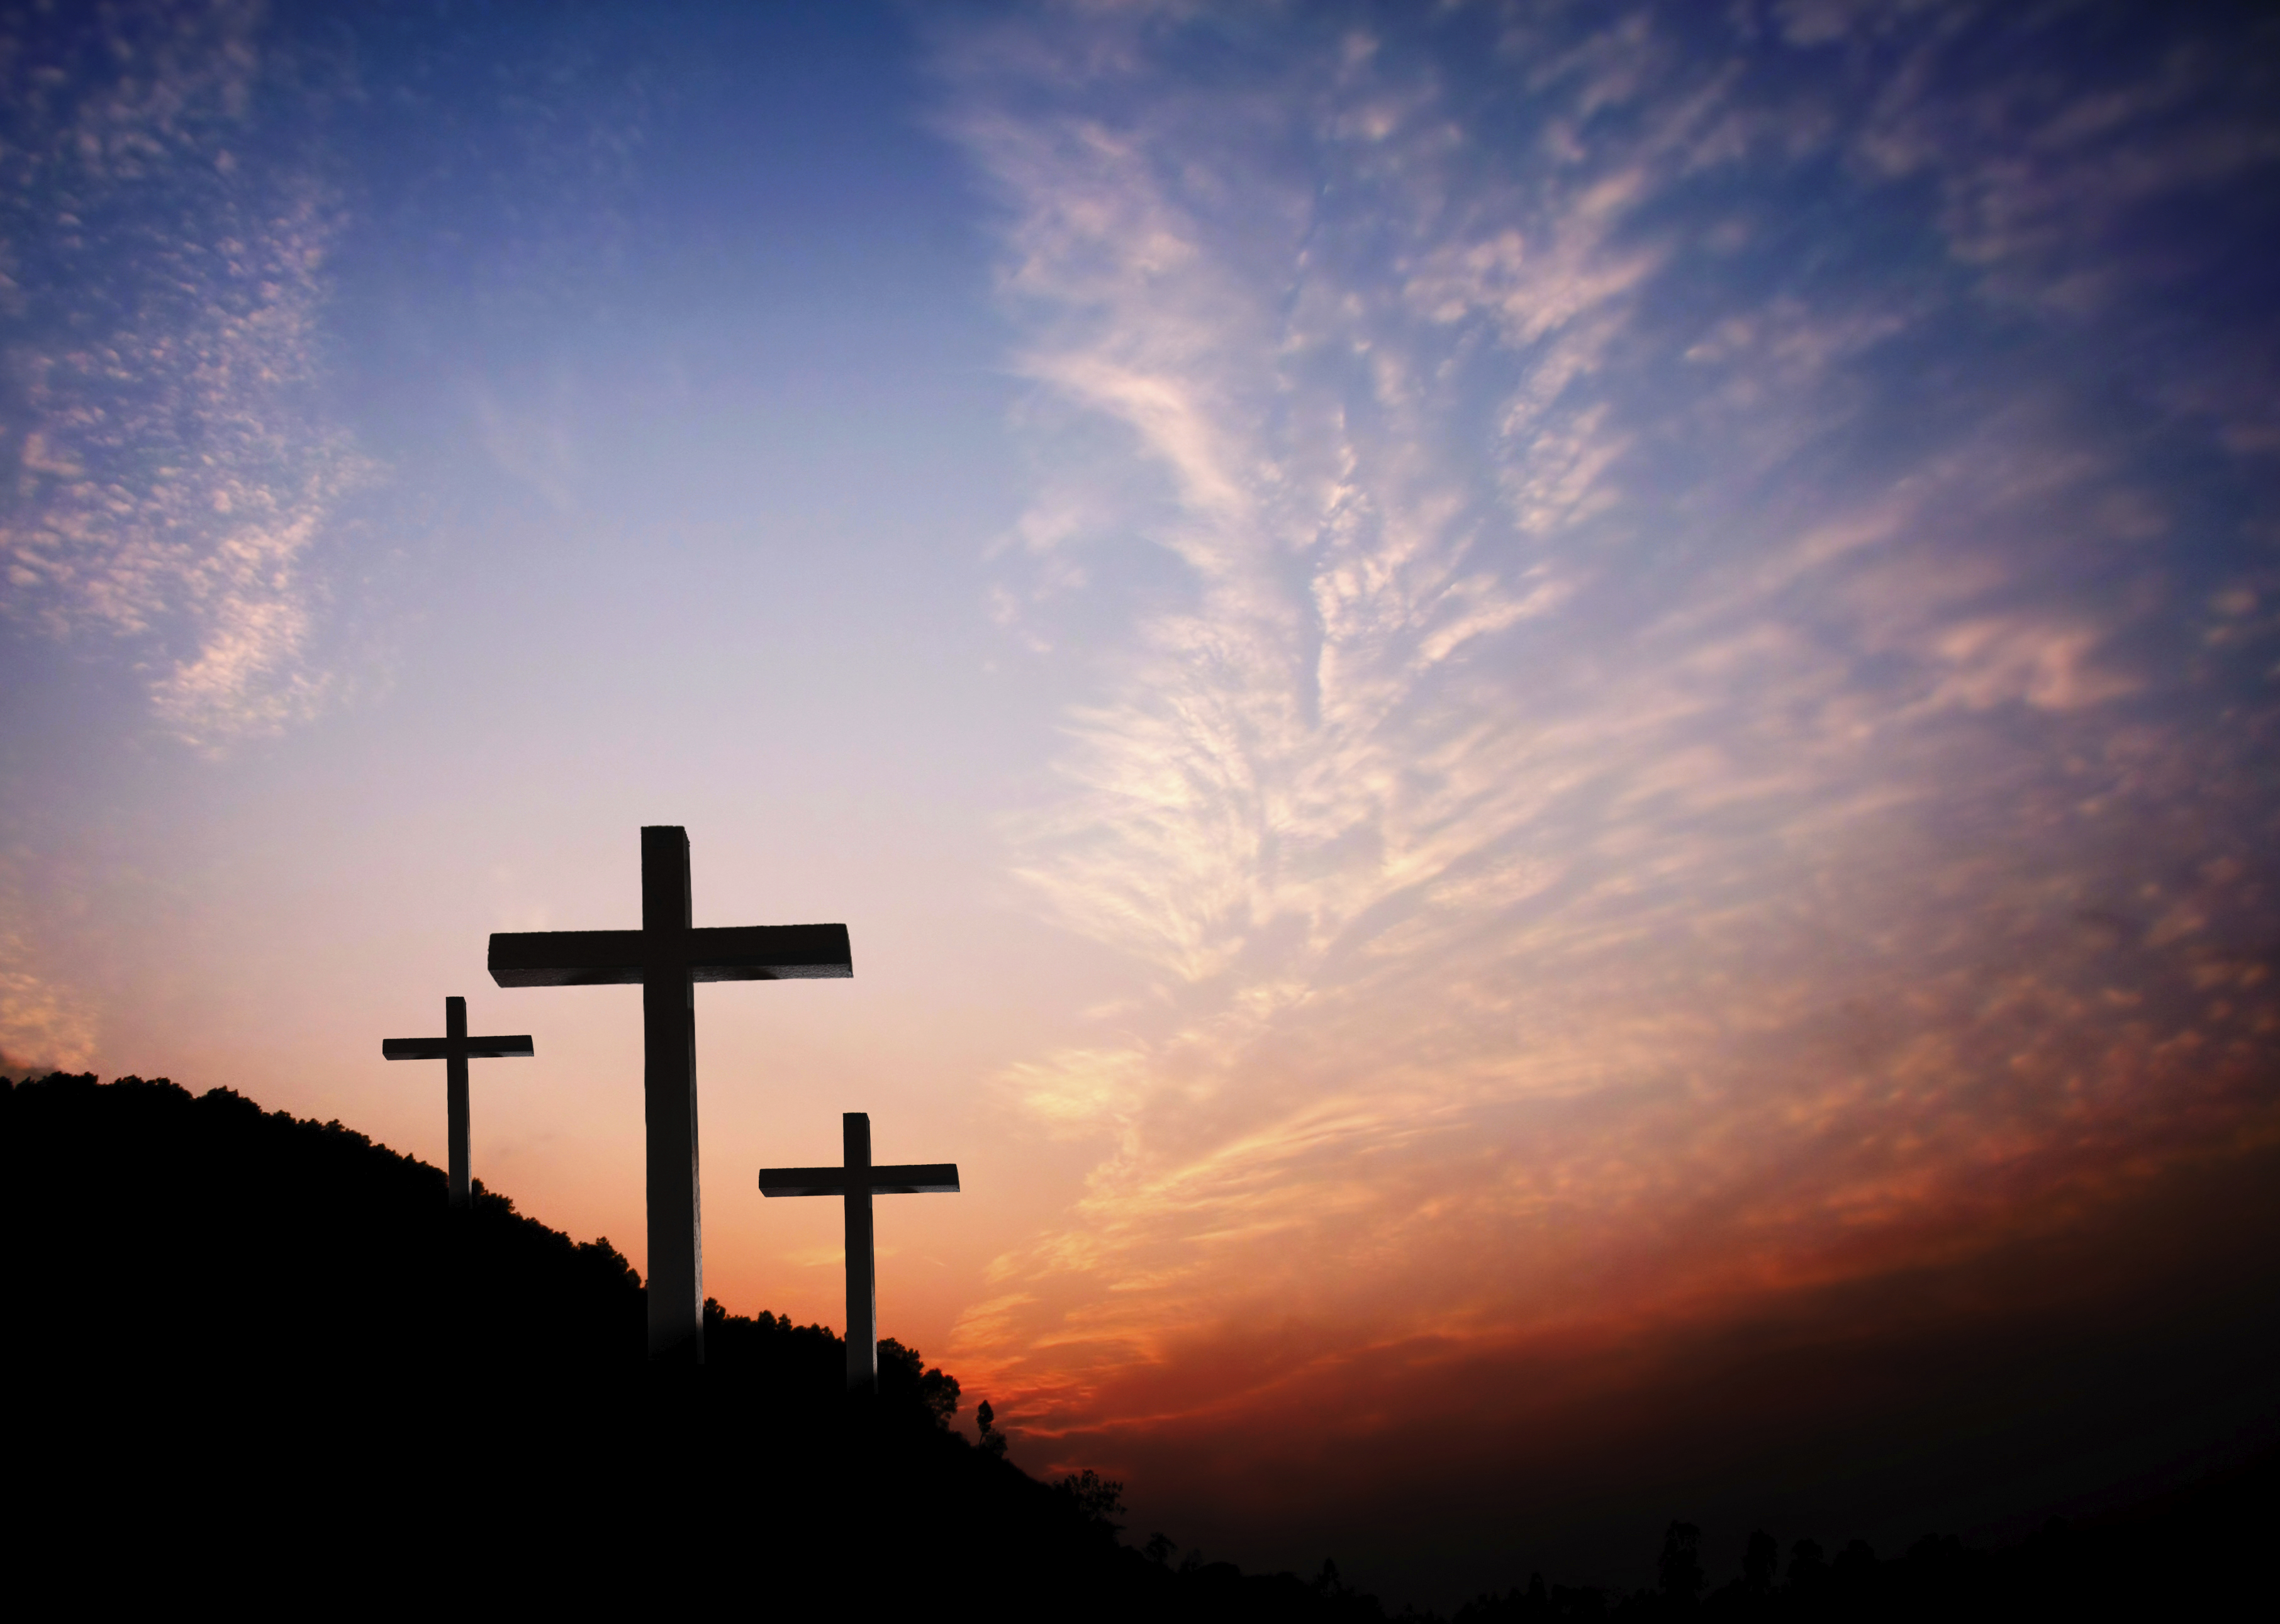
[{"left": 5, "top": 0, "right": 2278, "bottom": 1601}]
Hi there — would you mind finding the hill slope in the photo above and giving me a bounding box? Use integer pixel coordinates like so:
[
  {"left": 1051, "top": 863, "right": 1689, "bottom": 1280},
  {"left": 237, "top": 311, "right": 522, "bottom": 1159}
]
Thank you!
[
  {"left": 3, "top": 1072, "right": 1375, "bottom": 1618},
  {"left": 10, "top": 1072, "right": 2271, "bottom": 1618}
]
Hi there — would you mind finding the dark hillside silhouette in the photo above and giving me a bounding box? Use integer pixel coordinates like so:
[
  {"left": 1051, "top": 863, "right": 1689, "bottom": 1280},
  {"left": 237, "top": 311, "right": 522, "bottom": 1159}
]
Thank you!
[
  {"left": 9, "top": 1072, "right": 2271, "bottom": 1618},
  {"left": 3, "top": 1073, "right": 1387, "bottom": 1618}
]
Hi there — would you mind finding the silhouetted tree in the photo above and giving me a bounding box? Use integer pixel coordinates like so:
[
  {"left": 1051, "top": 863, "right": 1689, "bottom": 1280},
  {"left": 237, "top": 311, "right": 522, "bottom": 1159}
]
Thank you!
[
  {"left": 977, "top": 1397, "right": 1010, "bottom": 1457},
  {"left": 879, "top": 1335, "right": 960, "bottom": 1427},
  {"left": 1740, "top": 1531, "right": 1775, "bottom": 1597},
  {"left": 1659, "top": 1521, "right": 1704, "bottom": 1607},
  {"left": 1832, "top": 1539, "right": 1877, "bottom": 1588},
  {"left": 1056, "top": 1467, "right": 1127, "bottom": 1534},
  {"left": 1785, "top": 1537, "right": 1826, "bottom": 1600}
]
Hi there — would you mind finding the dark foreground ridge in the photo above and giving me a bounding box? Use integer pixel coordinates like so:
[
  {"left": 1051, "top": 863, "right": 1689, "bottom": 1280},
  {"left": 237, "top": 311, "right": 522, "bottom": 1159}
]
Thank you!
[
  {"left": 7, "top": 1074, "right": 2272, "bottom": 1618},
  {"left": 3, "top": 1073, "right": 1382, "bottom": 1618}
]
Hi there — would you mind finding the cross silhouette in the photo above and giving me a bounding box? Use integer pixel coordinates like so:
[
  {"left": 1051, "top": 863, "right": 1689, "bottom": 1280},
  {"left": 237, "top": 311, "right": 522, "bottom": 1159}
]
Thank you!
[
  {"left": 381, "top": 996, "right": 533, "bottom": 1208},
  {"left": 760, "top": 1111, "right": 958, "bottom": 1392},
  {"left": 489, "top": 825, "right": 851, "bottom": 1361}
]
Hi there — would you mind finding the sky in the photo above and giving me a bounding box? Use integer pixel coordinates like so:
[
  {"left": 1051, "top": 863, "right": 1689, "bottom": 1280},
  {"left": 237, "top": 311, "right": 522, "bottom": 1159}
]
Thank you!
[{"left": 4, "top": 0, "right": 2279, "bottom": 1605}]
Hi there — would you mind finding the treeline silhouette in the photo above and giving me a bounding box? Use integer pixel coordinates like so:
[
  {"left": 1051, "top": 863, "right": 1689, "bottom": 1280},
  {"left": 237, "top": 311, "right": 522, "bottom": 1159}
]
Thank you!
[
  {"left": 8, "top": 1074, "right": 2270, "bottom": 1618},
  {"left": 1452, "top": 1461, "right": 2277, "bottom": 1622}
]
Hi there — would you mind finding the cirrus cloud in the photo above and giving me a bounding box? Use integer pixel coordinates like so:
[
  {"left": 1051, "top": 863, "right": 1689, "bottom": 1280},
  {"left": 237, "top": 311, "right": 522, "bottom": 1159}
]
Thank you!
[
  {"left": 936, "top": 0, "right": 2280, "bottom": 1477},
  {"left": 0, "top": 0, "right": 374, "bottom": 747}
]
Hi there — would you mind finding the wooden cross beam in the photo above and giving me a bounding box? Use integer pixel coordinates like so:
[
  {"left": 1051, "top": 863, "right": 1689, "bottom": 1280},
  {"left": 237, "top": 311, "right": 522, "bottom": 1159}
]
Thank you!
[
  {"left": 381, "top": 996, "right": 534, "bottom": 1208},
  {"left": 759, "top": 1112, "right": 958, "bottom": 1393},
  {"left": 489, "top": 825, "right": 852, "bottom": 1362}
]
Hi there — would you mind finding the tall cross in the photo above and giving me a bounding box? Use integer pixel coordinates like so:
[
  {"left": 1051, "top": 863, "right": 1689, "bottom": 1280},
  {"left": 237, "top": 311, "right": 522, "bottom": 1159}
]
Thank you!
[
  {"left": 381, "top": 996, "right": 534, "bottom": 1208},
  {"left": 759, "top": 1111, "right": 958, "bottom": 1393},
  {"left": 489, "top": 825, "right": 851, "bottom": 1362}
]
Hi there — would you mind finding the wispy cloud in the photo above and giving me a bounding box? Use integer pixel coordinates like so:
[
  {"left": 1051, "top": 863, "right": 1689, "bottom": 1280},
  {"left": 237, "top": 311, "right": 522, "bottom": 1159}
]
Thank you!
[
  {"left": 937, "top": 1, "right": 2280, "bottom": 1452},
  {"left": 0, "top": 854, "right": 95, "bottom": 1074},
  {"left": 0, "top": 1, "right": 373, "bottom": 746}
]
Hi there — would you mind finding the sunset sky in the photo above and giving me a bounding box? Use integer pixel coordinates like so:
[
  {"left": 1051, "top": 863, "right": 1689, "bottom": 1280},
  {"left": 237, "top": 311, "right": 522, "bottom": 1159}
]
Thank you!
[{"left": 5, "top": 0, "right": 2278, "bottom": 1603}]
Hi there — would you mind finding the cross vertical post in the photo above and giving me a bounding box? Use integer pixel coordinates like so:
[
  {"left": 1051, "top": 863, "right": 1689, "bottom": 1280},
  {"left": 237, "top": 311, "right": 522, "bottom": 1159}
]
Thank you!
[
  {"left": 642, "top": 826, "right": 703, "bottom": 1362},
  {"left": 445, "top": 996, "right": 471, "bottom": 1208},
  {"left": 844, "top": 1112, "right": 876, "bottom": 1393}
]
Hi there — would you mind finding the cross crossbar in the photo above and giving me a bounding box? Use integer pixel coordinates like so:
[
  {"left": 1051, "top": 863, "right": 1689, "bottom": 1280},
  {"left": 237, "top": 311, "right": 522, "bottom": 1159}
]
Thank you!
[
  {"left": 489, "top": 924, "right": 851, "bottom": 986},
  {"left": 759, "top": 1164, "right": 960, "bottom": 1197},
  {"left": 381, "top": 1035, "right": 534, "bottom": 1061}
]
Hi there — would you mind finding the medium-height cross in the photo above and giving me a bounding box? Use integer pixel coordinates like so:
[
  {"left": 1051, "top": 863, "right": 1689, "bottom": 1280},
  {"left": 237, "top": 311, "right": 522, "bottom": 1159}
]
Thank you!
[
  {"left": 381, "top": 996, "right": 534, "bottom": 1208},
  {"left": 488, "top": 826, "right": 851, "bottom": 1362},
  {"left": 759, "top": 1111, "right": 958, "bottom": 1393}
]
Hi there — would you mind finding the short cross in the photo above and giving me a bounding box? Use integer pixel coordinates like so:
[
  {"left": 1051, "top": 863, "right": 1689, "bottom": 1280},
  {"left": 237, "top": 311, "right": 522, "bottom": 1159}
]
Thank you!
[
  {"left": 381, "top": 996, "right": 534, "bottom": 1208},
  {"left": 759, "top": 1111, "right": 958, "bottom": 1393},
  {"left": 489, "top": 825, "right": 852, "bottom": 1361}
]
